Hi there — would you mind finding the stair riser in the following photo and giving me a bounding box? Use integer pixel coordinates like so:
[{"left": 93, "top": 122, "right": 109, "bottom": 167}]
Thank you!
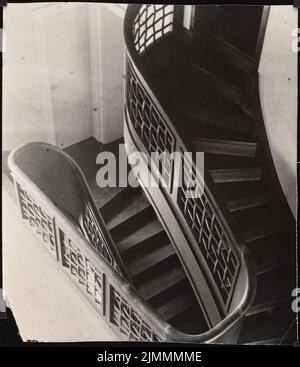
[
  {"left": 210, "top": 168, "right": 263, "bottom": 183},
  {"left": 120, "top": 231, "right": 169, "bottom": 255},
  {"left": 193, "top": 140, "right": 257, "bottom": 158},
  {"left": 108, "top": 206, "right": 154, "bottom": 236}
]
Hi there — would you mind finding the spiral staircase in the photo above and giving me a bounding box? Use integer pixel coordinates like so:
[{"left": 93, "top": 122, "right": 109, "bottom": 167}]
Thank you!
[{"left": 8, "top": 5, "right": 296, "bottom": 344}]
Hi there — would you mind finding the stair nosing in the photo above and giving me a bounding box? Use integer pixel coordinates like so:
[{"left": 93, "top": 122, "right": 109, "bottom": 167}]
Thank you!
[
  {"left": 227, "top": 192, "right": 270, "bottom": 212},
  {"left": 210, "top": 167, "right": 263, "bottom": 183},
  {"left": 127, "top": 243, "right": 175, "bottom": 278},
  {"left": 107, "top": 200, "right": 152, "bottom": 232},
  {"left": 138, "top": 267, "right": 186, "bottom": 301}
]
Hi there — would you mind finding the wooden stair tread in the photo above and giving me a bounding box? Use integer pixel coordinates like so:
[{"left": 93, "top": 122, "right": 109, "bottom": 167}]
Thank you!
[
  {"left": 205, "top": 32, "right": 254, "bottom": 72},
  {"left": 156, "top": 289, "right": 195, "bottom": 321},
  {"left": 183, "top": 116, "right": 256, "bottom": 144},
  {"left": 227, "top": 192, "right": 270, "bottom": 212},
  {"left": 179, "top": 33, "right": 249, "bottom": 93},
  {"left": 239, "top": 308, "right": 294, "bottom": 344},
  {"left": 247, "top": 298, "right": 288, "bottom": 317},
  {"left": 255, "top": 257, "right": 293, "bottom": 276},
  {"left": 244, "top": 338, "right": 282, "bottom": 345},
  {"left": 99, "top": 186, "right": 131, "bottom": 219},
  {"left": 127, "top": 243, "right": 175, "bottom": 278},
  {"left": 138, "top": 266, "right": 186, "bottom": 301},
  {"left": 243, "top": 223, "right": 281, "bottom": 243},
  {"left": 248, "top": 230, "right": 295, "bottom": 276},
  {"left": 106, "top": 192, "right": 151, "bottom": 231},
  {"left": 172, "top": 98, "right": 252, "bottom": 134},
  {"left": 247, "top": 268, "right": 293, "bottom": 316},
  {"left": 210, "top": 167, "right": 263, "bottom": 183},
  {"left": 192, "top": 137, "right": 257, "bottom": 158},
  {"left": 117, "top": 219, "right": 164, "bottom": 253},
  {"left": 184, "top": 60, "right": 246, "bottom": 111}
]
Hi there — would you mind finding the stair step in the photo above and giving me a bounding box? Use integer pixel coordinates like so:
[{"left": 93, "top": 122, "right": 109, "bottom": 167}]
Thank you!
[
  {"left": 247, "top": 267, "right": 293, "bottom": 316},
  {"left": 245, "top": 338, "right": 282, "bottom": 345},
  {"left": 210, "top": 167, "right": 263, "bottom": 183},
  {"left": 182, "top": 33, "right": 249, "bottom": 92},
  {"left": 174, "top": 99, "right": 253, "bottom": 134},
  {"left": 205, "top": 33, "right": 254, "bottom": 72},
  {"left": 247, "top": 298, "right": 288, "bottom": 317},
  {"left": 192, "top": 138, "right": 257, "bottom": 158},
  {"left": 106, "top": 193, "right": 152, "bottom": 231},
  {"left": 183, "top": 117, "right": 257, "bottom": 145},
  {"left": 171, "top": 304, "right": 209, "bottom": 334},
  {"left": 216, "top": 181, "right": 269, "bottom": 202},
  {"left": 156, "top": 289, "right": 195, "bottom": 321},
  {"left": 243, "top": 223, "right": 281, "bottom": 243},
  {"left": 186, "top": 60, "right": 246, "bottom": 109},
  {"left": 239, "top": 307, "right": 294, "bottom": 344},
  {"left": 117, "top": 219, "right": 165, "bottom": 253},
  {"left": 248, "top": 230, "right": 295, "bottom": 276},
  {"left": 127, "top": 243, "right": 175, "bottom": 278},
  {"left": 227, "top": 192, "right": 270, "bottom": 212},
  {"left": 99, "top": 186, "right": 131, "bottom": 219},
  {"left": 138, "top": 265, "right": 186, "bottom": 301},
  {"left": 255, "top": 258, "right": 291, "bottom": 276}
]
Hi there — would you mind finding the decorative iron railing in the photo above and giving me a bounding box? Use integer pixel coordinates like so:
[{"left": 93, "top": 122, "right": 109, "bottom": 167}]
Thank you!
[
  {"left": 132, "top": 4, "right": 174, "bottom": 55},
  {"left": 124, "top": 4, "right": 256, "bottom": 328},
  {"left": 9, "top": 142, "right": 250, "bottom": 343},
  {"left": 127, "top": 59, "right": 176, "bottom": 188},
  {"left": 177, "top": 171, "right": 240, "bottom": 307}
]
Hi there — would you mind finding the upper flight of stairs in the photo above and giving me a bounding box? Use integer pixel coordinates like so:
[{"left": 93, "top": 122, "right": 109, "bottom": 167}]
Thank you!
[
  {"left": 65, "top": 138, "right": 208, "bottom": 335},
  {"left": 125, "top": 5, "right": 296, "bottom": 344}
]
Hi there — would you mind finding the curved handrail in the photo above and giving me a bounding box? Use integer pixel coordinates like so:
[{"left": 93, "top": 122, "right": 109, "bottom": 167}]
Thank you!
[
  {"left": 8, "top": 142, "right": 130, "bottom": 281},
  {"left": 124, "top": 4, "right": 257, "bottom": 334},
  {"left": 8, "top": 141, "right": 254, "bottom": 343}
]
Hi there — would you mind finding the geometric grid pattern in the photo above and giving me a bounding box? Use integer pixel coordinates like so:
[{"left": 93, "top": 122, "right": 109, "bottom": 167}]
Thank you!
[
  {"left": 127, "top": 61, "right": 175, "bottom": 189},
  {"left": 81, "top": 203, "right": 121, "bottom": 275},
  {"left": 133, "top": 4, "right": 173, "bottom": 55},
  {"left": 16, "top": 181, "right": 57, "bottom": 258},
  {"left": 59, "top": 229, "right": 103, "bottom": 312},
  {"left": 110, "top": 286, "right": 161, "bottom": 341},
  {"left": 177, "top": 157, "right": 240, "bottom": 309},
  {"left": 12, "top": 166, "right": 166, "bottom": 342}
]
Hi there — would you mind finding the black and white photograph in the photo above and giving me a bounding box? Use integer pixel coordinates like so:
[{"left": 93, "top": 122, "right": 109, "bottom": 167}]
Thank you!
[{"left": 1, "top": 3, "right": 298, "bottom": 346}]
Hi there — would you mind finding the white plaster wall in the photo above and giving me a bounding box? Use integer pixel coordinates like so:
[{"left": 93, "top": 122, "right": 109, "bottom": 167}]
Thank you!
[
  {"left": 99, "top": 5, "right": 125, "bottom": 143},
  {"left": 259, "top": 6, "right": 297, "bottom": 217},
  {"left": 39, "top": 3, "right": 93, "bottom": 148},
  {"left": 2, "top": 4, "right": 48, "bottom": 151},
  {"left": 3, "top": 3, "right": 94, "bottom": 150},
  {"left": 88, "top": 4, "right": 126, "bottom": 144},
  {"left": 3, "top": 3, "right": 126, "bottom": 152}
]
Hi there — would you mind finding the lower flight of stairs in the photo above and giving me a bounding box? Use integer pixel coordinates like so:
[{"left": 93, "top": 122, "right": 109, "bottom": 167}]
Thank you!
[
  {"left": 65, "top": 121, "right": 296, "bottom": 343},
  {"left": 65, "top": 138, "right": 208, "bottom": 335}
]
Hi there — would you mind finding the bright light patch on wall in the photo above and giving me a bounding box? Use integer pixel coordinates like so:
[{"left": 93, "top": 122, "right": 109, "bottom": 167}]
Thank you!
[
  {"left": 183, "top": 5, "right": 194, "bottom": 31},
  {"left": 0, "top": 28, "right": 4, "bottom": 52}
]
